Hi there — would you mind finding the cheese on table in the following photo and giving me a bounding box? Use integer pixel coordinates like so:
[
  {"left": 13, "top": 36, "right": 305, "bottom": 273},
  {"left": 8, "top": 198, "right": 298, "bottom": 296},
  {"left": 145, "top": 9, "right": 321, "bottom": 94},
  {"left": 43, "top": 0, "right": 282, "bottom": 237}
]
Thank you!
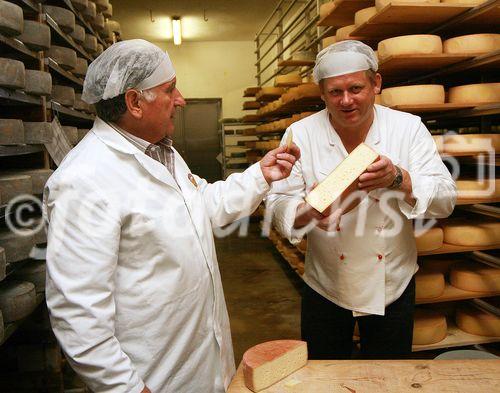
[
  {"left": 0, "top": 57, "right": 25, "bottom": 89},
  {"left": 322, "top": 36, "right": 337, "bottom": 48},
  {"left": 43, "top": 5, "right": 75, "bottom": 33},
  {"left": 378, "top": 35, "right": 442, "bottom": 61},
  {"left": 336, "top": 25, "right": 356, "bottom": 42},
  {"left": 376, "top": 0, "right": 440, "bottom": 11},
  {"left": 0, "top": 119, "right": 24, "bottom": 145},
  {"left": 413, "top": 309, "right": 447, "bottom": 345},
  {"left": 275, "top": 72, "right": 302, "bottom": 87},
  {"left": 381, "top": 85, "right": 445, "bottom": 107},
  {"left": 450, "top": 261, "right": 500, "bottom": 293},
  {"left": 354, "top": 7, "right": 377, "bottom": 26},
  {"left": 17, "top": 20, "right": 51, "bottom": 51},
  {"left": 414, "top": 227, "right": 443, "bottom": 252},
  {"left": 415, "top": 269, "right": 445, "bottom": 300},
  {"left": 47, "top": 46, "right": 77, "bottom": 70},
  {"left": 443, "top": 220, "right": 500, "bottom": 247},
  {"left": 70, "top": 24, "right": 85, "bottom": 45},
  {"left": 0, "top": 281, "right": 37, "bottom": 322},
  {"left": 306, "top": 143, "right": 378, "bottom": 213},
  {"left": 443, "top": 133, "right": 500, "bottom": 154},
  {"left": 51, "top": 85, "right": 76, "bottom": 107},
  {"left": 242, "top": 340, "right": 308, "bottom": 392},
  {"left": 319, "top": 1, "right": 336, "bottom": 19},
  {"left": 443, "top": 34, "right": 500, "bottom": 55},
  {"left": 456, "top": 305, "right": 500, "bottom": 337},
  {"left": 12, "top": 261, "right": 46, "bottom": 293},
  {"left": 0, "top": 0, "right": 23, "bottom": 36},
  {"left": 448, "top": 83, "right": 500, "bottom": 105},
  {"left": 23, "top": 122, "right": 53, "bottom": 144},
  {"left": 24, "top": 70, "right": 52, "bottom": 96},
  {"left": 456, "top": 179, "right": 500, "bottom": 200},
  {"left": 0, "top": 229, "right": 34, "bottom": 263}
]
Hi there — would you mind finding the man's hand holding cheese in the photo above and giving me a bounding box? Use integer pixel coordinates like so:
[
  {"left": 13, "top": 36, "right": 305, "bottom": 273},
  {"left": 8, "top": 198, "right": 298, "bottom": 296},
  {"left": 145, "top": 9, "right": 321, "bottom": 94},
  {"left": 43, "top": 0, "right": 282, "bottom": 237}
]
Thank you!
[{"left": 267, "top": 40, "right": 456, "bottom": 360}]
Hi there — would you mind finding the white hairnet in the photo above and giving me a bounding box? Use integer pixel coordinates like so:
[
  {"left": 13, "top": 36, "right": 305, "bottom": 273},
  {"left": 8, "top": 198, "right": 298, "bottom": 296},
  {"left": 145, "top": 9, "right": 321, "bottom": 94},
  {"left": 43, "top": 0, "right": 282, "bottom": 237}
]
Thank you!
[
  {"left": 82, "top": 39, "right": 175, "bottom": 104},
  {"left": 313, "top": 40, "right": 378, "bottom": 83}
]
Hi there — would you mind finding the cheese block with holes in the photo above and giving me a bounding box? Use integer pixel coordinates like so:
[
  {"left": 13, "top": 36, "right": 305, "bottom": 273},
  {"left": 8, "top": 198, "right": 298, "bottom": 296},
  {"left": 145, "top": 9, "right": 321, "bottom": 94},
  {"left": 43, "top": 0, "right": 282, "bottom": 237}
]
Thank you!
[
  {"left": 355, "top": 7, "right": 377, "bottom": 26},
  {"left": 376, "top": 0, "right": 440, "bottom": 11},
  {"left": 415, "top": 269, "right": 445, "bottom": 300},
  {"left": 17, "top": 169, "right": 53, "bottom": 194},
  {"left": 24, "top": 70, "right": 52, "bottom": 96},
  {"left": 443, "top": 133, "right": 500, "bottom": 154},
  {"left": 23, "top": 122, "right": 53, "bottom": 144},
  {"left": 103, "top": 2, "right": 112, "bottom": 18},
  {"left": 456, "top": 179, "right": 500, "bottom": 200},
  {"left": 450, "top": 261, "right": 500, "bottom": 293},
  {"left": 63, "top": 126, "right": 78, "bottom": 145},
  {"left": 0, "top": 119, "right": 24, "bottom": 145},
  {"left": 381, "top": 85, "right": 445, "bottom": 107},
  {"left": 378, "top": 35, "right": 442, "bottom": 61},
  {"left": 70, "top": 0, "right": 88, "bottom": 11},
  {"left": 0, "top": 174, "right": 32, "bottom": 204},
  {"left": 319, "top": 1, "right": 336, "bottom": 19},
  {"left": 243, "top": 340, "right": 308, "bottom": 392},
  {"left": 443, "top": 220, "right": 500, "bottom": 247},
  {"left": 83, "top": 33, "right": 98, "bottom": 54},
  {"left": 0, "top": 229, "right": 35, "bottom": 263},
  {"left": 43, "top": 5, "right": 75, "bottom": 33},
  {"left": 443, "top": 34, "right": 500, "bottom": 55},
  {"left": 47, "top": 46, "right": 77, "bottom": 70},
  {"left": 91, "top": 13, "right": 105, "bottom": 32},
  {"left": 336, "top": 25, "right": 356, "bottom": 41},
  {"left": 413, "top": 308, "right": 447, "bottom": 345},
  {"left": 0, "top": 0, "right": 23, "bottom": 36},
  {"left": 0, "top": 57, "right": 25, "bottom": 89},
  {"left": 456, "top": 305, "right": 500, "bottom": 337},
  {"left": 51, "top": 85, "right": 76, "bottom": 107},
  {"left": 12, "top": 261, "right": 46, "bottom": 293},
  {"left": 16, "top": 20, "right": 51, "bottom": 51},
  {"left": 415, "top": 227, "right": 443, "bottom": 252},
  {"left": 70, "top": 24, "right": 85, "bottom": 45},
  {"left": 82, "top": 0, "right": 97, "bottom": 20},
  {"left": 0, "top": 247, "right": 5, "bottom": 280},
  {"left": 0, "top": 281, "right": 36, "bottom": 322},
  {"left": 448, "top": 83, "right": 500, "bottom": 105},
  {"left": 73, "top": 57, "right": 88, "bottom": 77}
]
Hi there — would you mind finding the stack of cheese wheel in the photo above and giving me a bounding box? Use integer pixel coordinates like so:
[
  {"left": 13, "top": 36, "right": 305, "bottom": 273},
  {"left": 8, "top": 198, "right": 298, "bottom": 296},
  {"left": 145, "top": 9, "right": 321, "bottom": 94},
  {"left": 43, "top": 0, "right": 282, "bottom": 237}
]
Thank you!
[
  {"left": 0, "top": 1, "right": 24, "bottom": 36},
  {"left": 443, "top": 133, "right": 500, "bottom": 155},
  {"left": 442, "top": 219, "right": 500, "bottom": 247},
  {"left": 70, "top": 24, "right": 85, "bottom": 45},
  {"left": 414, "top": 226, "right": 444, "bottom": 252},
  {"left": 375, "top": 0, "right": 440, "bottom": 11},
  {"left": 377, "top": 35, "right": 442, "bottom": 61},
  {"left": 0, "top": 57, "right": 25, "bottom": 89},
  {"left": 24, "top": 70, "right": 52, "bottom": 96},
  {"left": 450, "top": 261, "right": 500, "bottom": 293},
  {"left": 336, "top": 25, "right": 356, "bottom": 42},
  {"left": 381, "top": 85, "right": 445, "bottom": 107},
  {"left": 443, "top": 34, "right": 500, "bottom": 55},
  {"left": 70, "top": 0, "right": 88, "bottom": 12},
  {"left": 456, "top": 179, "right": 500, "bottom": 201},
  {"left": 415, "top": 268, "right": 446, "bottom": 300},
  {"left": 413, "top": 308, "right": 448, "bottom": 345},
  {"left": 275, "top": 72, "right": 302, "bottom": 87},
  {"left": 354, "top": 7, "right": 377, "bottom": 27},
  {"left": 43, "top": 5, "right": 75, "bottom": 34},
  {"left": 456, "top": 304, "right": 500, "bottom": 337},
  {"left": 448, "top": 83, "right": 500, "bottom": 105}
]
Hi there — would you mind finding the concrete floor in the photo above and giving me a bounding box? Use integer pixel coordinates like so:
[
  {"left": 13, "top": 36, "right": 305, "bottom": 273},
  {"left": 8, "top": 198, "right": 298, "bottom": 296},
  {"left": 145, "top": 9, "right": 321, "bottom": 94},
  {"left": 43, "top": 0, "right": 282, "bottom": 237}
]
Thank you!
[{"left": 215, "top": 221, "right": 303, "bottom": 364}]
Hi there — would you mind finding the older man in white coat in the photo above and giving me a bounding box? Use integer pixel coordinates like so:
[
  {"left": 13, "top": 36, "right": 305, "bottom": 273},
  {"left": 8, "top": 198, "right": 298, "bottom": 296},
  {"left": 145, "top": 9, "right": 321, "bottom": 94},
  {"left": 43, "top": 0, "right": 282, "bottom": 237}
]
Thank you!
[
  {"left": 267, "top": 40, "right": 456, "bottom": 359},
  {"left": 44, "top": 39, "right": 300, "bottom": 393}
]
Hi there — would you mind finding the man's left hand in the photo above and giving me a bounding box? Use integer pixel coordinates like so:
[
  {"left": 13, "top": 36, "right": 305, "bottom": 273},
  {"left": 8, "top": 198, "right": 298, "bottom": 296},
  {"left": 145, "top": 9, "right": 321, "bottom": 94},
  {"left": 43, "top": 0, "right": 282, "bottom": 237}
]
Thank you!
[
  {"left": 358, "top": 155, "right": 396, "bottom": 192},
  {"left": 260, "top": 144, "right": 301, "bottom": 184}
]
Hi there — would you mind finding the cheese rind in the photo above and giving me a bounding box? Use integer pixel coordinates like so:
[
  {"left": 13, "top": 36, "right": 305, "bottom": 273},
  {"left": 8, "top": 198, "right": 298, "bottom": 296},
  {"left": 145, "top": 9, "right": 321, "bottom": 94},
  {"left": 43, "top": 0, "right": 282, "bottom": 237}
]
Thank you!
[
  {"left": 0, "top": 174, "right": 32, "bottom": 204},
  {"left": 336, "top": 25, "right": 356, "bottom": 41},
  {"left": 0, "top": 0, "right": 23, "bottom": 36},
  {"left": 413, "top": 309, "right": 447, "bottom": 345},
  {"left": 17, "top": 20, "right": 51, "bottom": 51},
  {"left": 456, "top": 179, "right": 500, "bottom": 200},
  {"left": 456, "top": 306, "right": 500, "bottom": 337},
  {"left": 415, "top": 269, "right": 445, "bottom": 300},
  {"left": 0, "top": 119, "right": 24, "bottom": 145},
  {"left": 47, "top": 46, "right": 77, "bottom": 70},
  {"left": 51, "top": 85, "right": 76, "bottom": 107},
  {"left": 378, "top": 35, "right": 442, "bottom": 61},
  {"left": 24, "top": 70, "right": 52, "bottom": 96},
  {"left": 319, "top": 1, "right": 336, "bottom": 19},
  {"left": 0, "top": 229, "right": 34, "bottom": 263},
  {"left": 381, "top": 85, "right": 445, "bottom": 107},
  {"left": 450, "top": 261, "right": 500, "bottom": 292},
  {"left": 355, "top": 7, "right": 377, "bottom": 26},
  {"left": 43, "top": 5, "right": 75, "bottom": 33},
  {"left": 275, "top": 72, "right": 302, "bottom": 87},
  {"left": 448, "top": 83, "right": 500, "bottom": 105},
  {"left": 0, "top": 281, "right": 36, "bottom": 322},
  {"left": 23, "top": 122, "right": 53, "bottom": 144},
  {"left": 443, "top": 220, "right": 500, "bottom": 247},
  {"left": 0, "top": 57, "right": 25, "bottom": 89},
  {"left": 415, "top": 227, "right": 443, "bottom": 252},
  {"left": 443, "top": 34, "right": 500, "bottom": 55},
  {"left": 70, "top": 24, "right": 85, "bottom": 44}
]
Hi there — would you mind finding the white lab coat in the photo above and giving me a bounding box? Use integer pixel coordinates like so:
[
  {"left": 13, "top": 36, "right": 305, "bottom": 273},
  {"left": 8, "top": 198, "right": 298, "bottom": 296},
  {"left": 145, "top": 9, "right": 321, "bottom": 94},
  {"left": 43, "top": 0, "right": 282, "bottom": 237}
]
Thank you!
[
  {"left": 267, "top": 105, "right": 456, "bottom": 315},
  {"left": 44, "top": 118, "right": 270, "bottom": 392}
]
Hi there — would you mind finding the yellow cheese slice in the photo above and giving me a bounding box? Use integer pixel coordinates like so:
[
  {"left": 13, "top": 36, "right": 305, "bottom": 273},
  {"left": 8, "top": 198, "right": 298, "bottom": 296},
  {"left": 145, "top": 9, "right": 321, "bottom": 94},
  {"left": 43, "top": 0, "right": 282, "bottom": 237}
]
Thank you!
[
  {"left": 378, "top": 35, "right": 442, "bottom": 61},
  {"left": 286, "top": 131, "right": 293, "bottom": 149}
]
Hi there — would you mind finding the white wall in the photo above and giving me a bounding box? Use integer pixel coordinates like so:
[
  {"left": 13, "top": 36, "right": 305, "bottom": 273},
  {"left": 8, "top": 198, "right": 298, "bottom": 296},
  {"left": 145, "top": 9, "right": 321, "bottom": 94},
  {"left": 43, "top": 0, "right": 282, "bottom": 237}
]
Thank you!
[{"left": 151, "top": 40, "right": 257, "bottom": 119}]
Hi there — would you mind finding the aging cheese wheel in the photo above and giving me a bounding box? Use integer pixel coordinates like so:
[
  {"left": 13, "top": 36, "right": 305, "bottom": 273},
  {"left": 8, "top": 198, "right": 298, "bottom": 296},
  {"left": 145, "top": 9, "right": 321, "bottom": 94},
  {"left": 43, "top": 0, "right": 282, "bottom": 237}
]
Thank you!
[
  {"left": 415, "top": 227, "right": 443, "bottom": 252},
  {"left": 322, "top": 36, "right": 337, "bottom": 48},
  {"left": 432, "top": 135, "right": 444, "bottom": 152},
  {"left": 443, "top": 133, "right": 500, "bottom": 154},
  {"left": 16, "top": 20, "right": 51, "bottom": 51},
  {"left": 95, "top": 43, "right": 104, "bottom": 56},
  {"left": 378, "top": 35, "right": 442, "bottom": 61},
  {"left": 450, "top": 261, "right": 500, "bottom": 293},
  {"left": 70, "top": 24, "right": 85, "bottom": 45},
  {"left": 94, "top": 0, "right": 109, "bottom": 12},
  {"left": 413, "top": 309, "right": 447, "bottom": 345},
  {"left": 82, "top": 0, "right": 97, "bottom": 20},
  {"left": 24, "top": 70, "right": 52, "bottom": 96},
  {"left": 456, "top": 179, "right": 500, "bottom": 200},
  {"left": 320, "top": 1, "right": 336, "bottom": 19},
  {"left": 456, "top": 306, "right": 500, "bottom": 337},
  {"left": 0, "top": 281, "right": 36, "bottom": 322},
  {"left": 103, "top": 2, "right": 112, "bottom": 18},
  {"left": 17, "top": 169, "right": 53, "bottom": 194},
  {"left": 381, "top": 85, "right": 445, "bottom": 107},
  {"left": 415, "top": 269, "right": 445, "bottom": 300},
  {"left": 0, "top": 57, "right": 25, "bottom": 89},
  {"left": 0, "top": 173, "right": 31, "bottom": 204},
  {"left": 23, "top": 122, "right": 53, "bottom": 144},
  {"left": 43, "top": 5, "right": 75, "bottom": 33},
  {"left": 30, "top": 217, "right": 46, "bottom": 245},
  {"left": 47, "top": 46, "right": 77, "bottom": 70},
  {"left": 441, "top": 0, "right": 487, "bottom": 4},
  {"left": 106, "top": 19, "right": 121, "bottom": 34},
  {"left": 242, "top": 340, "right": 308, "bottom": 392},
  {"left": 275, "top": 72, "right": 302, "bottom": 87},
  {"left": 0, "top": 119, "right": 24, "bottom": 145},
  {"left": 92, "top": 13, "right": 105, "bottom": 32},
  {"left": 0, "top": 229, "right": 34, "bottom": 263},
  {"left": 0, "top": 0, "right": 23, "bottom": 36},
  {"left": 443, "top": 220, "right": 500, "bottom": 247},
  {"left": 63, "top": 126, "right": 78, "bottom": 145},
  {"left": 70, "top": 0, "right": 88, "bottom": 11},
  {"left": 12, "top": 261, "right": 46, "bottom": 293},
  {"left": 74, "top": 93, "right": 90, "bottom": 112},
  {"left": 354, "top": 7, "right": 377, "bottom": 26},
  {"left": 254, "top": 141, "right": 281, "bottom": 150},
  {"left": 448, "top": 83, "right": 500, "bottom": 105},
  {"left": 376, "top": 0, "right": 440, "bottom": 11},
  {"left": 443, "top": 34, "right": 500, "bottom": 55},
  {"left": 336, "top": 25, "right": 356, "bottom": 41},
  {"left": 73, "top": 57, "right": 88, "bottom": 77},
  {"left": 51, "top": 85, "right": 76, "bottom": 107},
  {"left": 83, "top": 33, "right": 98, "bottom": 54},
  {"left": 256, "top": 87, "right": 284, "bottom": 99}
]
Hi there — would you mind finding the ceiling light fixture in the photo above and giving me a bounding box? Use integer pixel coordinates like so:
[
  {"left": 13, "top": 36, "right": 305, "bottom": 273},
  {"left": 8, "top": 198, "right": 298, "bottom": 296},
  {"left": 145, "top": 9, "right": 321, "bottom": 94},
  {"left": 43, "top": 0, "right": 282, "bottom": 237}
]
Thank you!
[{"left": 172, "top": 17, "right": 182, "bottom": 45}]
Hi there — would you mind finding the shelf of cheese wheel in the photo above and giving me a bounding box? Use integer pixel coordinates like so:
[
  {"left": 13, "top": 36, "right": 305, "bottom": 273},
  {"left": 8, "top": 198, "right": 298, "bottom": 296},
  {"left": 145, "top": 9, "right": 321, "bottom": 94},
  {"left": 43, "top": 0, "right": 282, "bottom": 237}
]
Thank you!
[
  {"left": 255, "top": 87, "right": 284, "bottom": 102},
  {"left": 274, "top": 72, "right": 302, "bottom": 88}
]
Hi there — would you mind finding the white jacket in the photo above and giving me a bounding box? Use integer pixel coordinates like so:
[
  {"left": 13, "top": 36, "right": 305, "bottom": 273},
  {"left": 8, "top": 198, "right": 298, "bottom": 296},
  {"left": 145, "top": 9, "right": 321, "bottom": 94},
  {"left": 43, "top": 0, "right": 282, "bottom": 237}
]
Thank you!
[
  {"left": 44, "top": 118, "right": 270, "bottom": 392},
  {"left": 267, "top": 106, "right": 456, "bottom": 315}
]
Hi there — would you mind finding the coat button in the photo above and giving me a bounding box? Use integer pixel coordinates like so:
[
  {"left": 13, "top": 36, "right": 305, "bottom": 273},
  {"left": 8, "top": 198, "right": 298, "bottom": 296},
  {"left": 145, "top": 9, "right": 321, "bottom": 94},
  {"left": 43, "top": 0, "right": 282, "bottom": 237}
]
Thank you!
[
  {"left": 378, "top": 254, "right": 383, "bottom": 261},
  {"left": 340, "top": 254, "right": 345, "bottom": 261},
  {"left": 336, "top": 226, "right": 341, "bottom": 232}
]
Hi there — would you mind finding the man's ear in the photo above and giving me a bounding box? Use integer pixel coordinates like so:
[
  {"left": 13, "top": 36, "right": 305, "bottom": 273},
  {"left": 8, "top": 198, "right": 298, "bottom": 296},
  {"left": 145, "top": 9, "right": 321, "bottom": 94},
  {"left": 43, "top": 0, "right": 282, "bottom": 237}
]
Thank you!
[
  {"left": 125, "top": 90, "right": 143, "bottom": 120},
  {"left": 374, "top": 73, "right": 382, "bottom": 94}
]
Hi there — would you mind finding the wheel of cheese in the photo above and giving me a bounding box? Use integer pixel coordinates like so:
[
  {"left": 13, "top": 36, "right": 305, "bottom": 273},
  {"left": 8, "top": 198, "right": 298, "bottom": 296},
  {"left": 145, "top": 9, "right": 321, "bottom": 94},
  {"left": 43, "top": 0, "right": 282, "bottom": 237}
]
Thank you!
[
  {"left": 0, "top": 229, "right": 34, "bottom": 263},
  {"left": 43, "top": 5, "right": 75, "bottom": 33},
  {"left": 296, "top": 83, "right": 321, "bottom": 99},
  {"left": 381, "top": 85, "right": 445, "bottom": 107},
  {"left": 106, "top": 20, "right": 121, "bottom": 35},
  {"left": 70, "top": 0, "right": 88, "bottom": 11},
  {"left": 12, "top": 261, "right": 46, "bottom": 293},
  {"left": 443, "top": 133, "right": 500, "bottom": 154},
  {"left": 74, "top": 93, "right": 90, "bottom": 112},
  {"left": 70, "top": 24, "right": 85, "bottom": 45},
  {"left": 17, "top": 169, "right": 53, "bottom": 194},
  {"left": 0, "top": 57, "right": 25, "bottom": 89},
  {"left": 441, "top": 0, "right": 487, "bottom": 4},
  {"left": 103, "top": 2, "right": 112, "bottom": 18},
  {"left": 95, "top": 43, "right": 104, "bottom": 56},
  {"left": 378, "top": 35, "right": 442, "bottom": 61},
  {"left": 0, "top": 281, "right": 36, "bottom": 322},
  {"left": 413, "top": 309, "right": 447, "bottom": 345},
  {"left": 275, "top": 72, "right": 302, "bottom": 87},
  {"left": 456, "top": 306, "right": 500, "bottom": 337},
  {"left": 0, "top": 0, "right": 23, "bottom": 36},
  {"left": 355, "top": 7, "right": 377, "bottom": 26},
  {"left": 0, "top": 119, "right": 24, "bottom": 145},
  {"left": 78, "top": 128, "right": 89, "bottom": 142},
  {"left": 322, "top": 36, "right": 337, "bottom": 48},
  {"left": 415, "top": 269, "right": 445, "bottom": 300},
  {"left": 291, "top": 50, "right": 315, "bottom": 62},
  {"left": 450, "top": 261, "right": 500, "bottom": 293},
  {"left": 94, "top": 0, "right": 109, "bottom": 12},
  {"left": 376, "top": 0, "right": 440, "bottom": 11},
  {"left": 51, "top": 85, "right": 76, "bottom": 107},
  {"left": 24, "top": 70, "right": 52, "bottom": 96},
  {"left": 320, "top": 1, "right": 336, "bottom": 19},
  {"left": 0, "top": 173, "right": 31, "bottom": 204},
  {"left": 16, "top": 20, "right": 51, "bottom": 51},
  {"left": 63, "top": 126, "right": 78, "bottom": 145},
  {"left": 456, "top": 179, "right": 500, "bottom": 200},
  {"left": 415, "top": 227, "right": 443, "bottom": 252},
  {"left": 82, "top": 1, "right": 97, "bottom": 20},
  {"left": 336, "top": 25, "right": 356, "bottom": 42},
  {"left": 83, "top": 33, "right": 98, "bottom": 54},
  {"left": 73, "top": 57, "right": 88, "bottom": 77},
  {"left": 256, "top": 87, "right": 284, "bottom": 100},
  {"left": 23, "top": 122, "right": 53, "bottom": 144},
  {"left": 443, "top": 34, "right": 500, "bottom": 55},
  {"left": 448, "top": 83, "right": 500, "bottom": 105},
  {"left": 91, "top": 13, "right": 105, "bottom": 32},
  {"left": 47, "top": 46, "right": 77, "bottom": 71},
  {"left": 443, "top": 220, "right": 500, "bottom": 247},
  {"left": 242, "top": 340, "right": 308, "bottom": 392}
]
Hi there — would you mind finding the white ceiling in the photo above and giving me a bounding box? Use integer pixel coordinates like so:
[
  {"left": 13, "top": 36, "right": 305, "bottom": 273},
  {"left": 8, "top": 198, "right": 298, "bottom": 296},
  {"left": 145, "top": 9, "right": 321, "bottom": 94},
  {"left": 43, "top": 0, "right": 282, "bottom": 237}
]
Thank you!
[{"left": 113, "top": 0, "right": 282, "bottom": 43}]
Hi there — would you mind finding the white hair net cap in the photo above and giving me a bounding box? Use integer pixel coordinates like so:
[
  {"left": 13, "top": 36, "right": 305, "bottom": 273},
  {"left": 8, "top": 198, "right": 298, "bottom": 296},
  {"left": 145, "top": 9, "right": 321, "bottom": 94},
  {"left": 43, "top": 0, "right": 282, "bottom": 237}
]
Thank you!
[
  {"left": 82, "top": 39, "right": 175, "bottom": 104},
  {"left": 313, "top": 40, "right": 378, "bottom": 83}
]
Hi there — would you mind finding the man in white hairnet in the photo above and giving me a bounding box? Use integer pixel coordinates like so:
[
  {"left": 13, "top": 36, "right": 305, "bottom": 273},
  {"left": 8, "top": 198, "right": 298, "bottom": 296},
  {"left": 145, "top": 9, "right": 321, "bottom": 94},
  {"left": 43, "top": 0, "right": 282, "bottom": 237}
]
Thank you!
[
  {"left": 267, "top": 40, "right": 456, "bottom": 359},
  {"left": 44, "top": 39, "right": 300, "bottom": 393}
]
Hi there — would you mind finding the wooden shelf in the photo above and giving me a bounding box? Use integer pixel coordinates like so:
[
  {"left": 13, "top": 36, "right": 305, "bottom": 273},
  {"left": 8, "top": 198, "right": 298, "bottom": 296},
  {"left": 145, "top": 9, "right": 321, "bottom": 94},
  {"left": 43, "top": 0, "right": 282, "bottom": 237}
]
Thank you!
[
  {"left": 243, "top": 87, "right": 260, "bottom": 97},
  {"left": 0, "top": 145, "right": 44, "bottom": 157},
  {"left": 256, "top": 93, "right": 282, "bottom": 102},
  {"left": 389, "top": 103, "right": 477, "bottom": 114},
  {"left": 0, "top": 33, "right": 39, "bottom": 62},
  {"left": 416, "top": 283, "right": 500, "bottom": 305},
  {"left": 317, "top": 0, "right": 374, "bottom": 28},
  {"left": 277, "top": 59, "right": 315, "bottom": 67},
  {"left": 0, "top": 87, "right": 44, "bottom": 106},
  {"left": 419, "top": 243, "right": 500, "bottom": 256},
  {"left": 51, "top": 101, "right": 94, "bottom": 122},
  {"left": 379, "top": 54, "right": 473, "bottom": 77},
  {"left": 46, "top": 58, "right": 84, "bottom": 87}
]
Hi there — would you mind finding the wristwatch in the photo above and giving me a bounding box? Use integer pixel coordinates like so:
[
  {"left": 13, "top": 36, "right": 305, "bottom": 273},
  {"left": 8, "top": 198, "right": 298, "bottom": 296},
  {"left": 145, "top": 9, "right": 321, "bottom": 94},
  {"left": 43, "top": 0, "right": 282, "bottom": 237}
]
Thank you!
[{"left": 389, "top": 165, "right": 403, "bottom": 189}]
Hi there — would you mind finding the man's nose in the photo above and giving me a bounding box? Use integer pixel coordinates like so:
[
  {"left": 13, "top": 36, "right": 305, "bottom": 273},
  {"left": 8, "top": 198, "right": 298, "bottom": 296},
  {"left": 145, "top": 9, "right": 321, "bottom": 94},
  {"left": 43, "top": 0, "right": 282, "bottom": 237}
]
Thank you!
[
  {"left": 174, "top": 89, "right": 186, "bottom": 107},
  {"left": 340, "top": 91, "right": 353, "bottom": 106}
]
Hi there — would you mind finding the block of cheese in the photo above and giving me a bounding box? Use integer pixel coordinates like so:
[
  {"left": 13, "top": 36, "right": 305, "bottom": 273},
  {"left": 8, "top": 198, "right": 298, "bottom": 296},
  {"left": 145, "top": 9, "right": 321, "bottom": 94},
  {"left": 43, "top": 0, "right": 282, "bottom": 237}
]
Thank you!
[
  {"left": 103, "top": 2, "right": 112, "bottom": 18},
  {"left": 275, "top": 72, "right": 302, "bottom": 87},
  {"left": 415, "top": 269, "right": 445, "bottom": 300},
  {"left": 0, "top": 119, "right": 24, "bottom": 145},
  {"left": 70, "top": 24, "right": 85, "bottom": 45},
  {"left": 413, "top": 309, "right": 447, "bottom": 345},
  {"left": 443, "top": 220, "right": 500, "bottom": 247},
  {"left": 12, "top": 261, "right": 46, "bottom": 293},
  {"left": 91, "top": 13, "right": 105, "bottom": 32},
  {"left": 322, "top": 36, "right": 337, "bottom": 48},
  {"left": 0, "top": 173, "right": 32, "bottom": 204},
  {"left": 355, "top": 7, "right": 377, "bottom": 26},
  {"left": 16, "top": 20, "right": 51, "bottom": 51},
  {"left": 381, "top": 85, "right": 445, "bottom": 107},
  {"left": 94, "top": 0, "right": 109, "bottom": 12},
  {"left": 242, "top": 340, "right": 308, "bottom": 392},
  {"left": 456, "top": 305, "right": 500, "bottom": 337},
  {"left": 24, "top": 70, "right": 52, "bottom": 96},
  {"left": 415, "top": 227, "right": 443, "bottom": 252},
  {"left": 47, "top": 46, "right": 77, "bottom": 70},
  {"left": 443, "top": 34, "right": 500, "bottom": 55},
  {"left": 0, "top": 228, "right": 34, "bottom": 263},
  {"left": 320, "top": 1, "right": 336, "bottom": 19},
  {"left": 43, "top": 5, "right": 75, "bottom": 33},
  {"left": 456, "top": 179, "right": 500, "bottom": 200},
  {"left": 0, "top": 57, "right": 25, "bottom": 89},
  {"left": 106, "top": 19, "right": 121, "bottom": 34},
  {"left": 336, "top": 25, "right": 356, "bottom": 41},
  {"left": 376, "top": 0, "right": 440, "bottom": 11},
  {"left": 83, "top": 33, "right": 98, "bottom": 54},
  {"left": 306, "top": 143, "right": 379, "bottom": 213},
  {"left": 63, "top": 126, "right": 78, "bottom": 145},
  {"left": 17, "top": 169, "right": 53, "bottom": 194},
  {"left": 73, "top": 57, "right": 88, "bottom": 77},
  {"left": 443, "top": 133, "right": 500, "bottom": 154},
  {"left": 0, "top": 281, "right": 36, "bottom": 322},
  {"left": 70, "top": 0, "right": 88, "bottom": 11},
  {"left": 378, "top": 35, "right": 442, "bottom": 61},
  {"left": 82, "top": 0, "right": 97, "bottom": 20},
  {"left": 448, "top": 83, "right": 500, "bottom": 105},
  {"left": 450, "top": 261, "right": 500, "bottom": 293},
  {"left": 441, "top": 0, "right": 487, "bottom": 4},
  {"left": 51, "top": 85, "right": 76, "bottom": 107},
  {"left": 23, "top": 122, "right": 53, "bottom": 144},
  {"left": 0, "top": 0, "right": 23, "bottom": 36}
]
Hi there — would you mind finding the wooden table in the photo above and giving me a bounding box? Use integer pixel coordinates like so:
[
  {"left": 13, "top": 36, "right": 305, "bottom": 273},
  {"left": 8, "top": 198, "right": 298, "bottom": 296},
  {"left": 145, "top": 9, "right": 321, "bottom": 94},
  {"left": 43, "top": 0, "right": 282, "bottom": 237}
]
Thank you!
[{"left": 228, "top": 359, "right": 500, "bottom": 392}]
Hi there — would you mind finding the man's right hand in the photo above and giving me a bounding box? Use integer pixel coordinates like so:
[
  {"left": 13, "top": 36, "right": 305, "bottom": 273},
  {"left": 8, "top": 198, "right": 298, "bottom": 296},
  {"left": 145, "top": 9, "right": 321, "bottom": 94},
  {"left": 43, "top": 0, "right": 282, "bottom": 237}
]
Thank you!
[{"left": 293, "top": 201, "right": 342, "bottom": 231}]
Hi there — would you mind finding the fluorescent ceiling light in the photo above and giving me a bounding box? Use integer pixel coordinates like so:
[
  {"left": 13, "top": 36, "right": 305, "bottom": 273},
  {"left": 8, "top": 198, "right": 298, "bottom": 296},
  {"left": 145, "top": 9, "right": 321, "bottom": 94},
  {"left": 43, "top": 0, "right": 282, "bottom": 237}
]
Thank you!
[{"left": 172, "top": 17, "right": 182, "bottom": 45}]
